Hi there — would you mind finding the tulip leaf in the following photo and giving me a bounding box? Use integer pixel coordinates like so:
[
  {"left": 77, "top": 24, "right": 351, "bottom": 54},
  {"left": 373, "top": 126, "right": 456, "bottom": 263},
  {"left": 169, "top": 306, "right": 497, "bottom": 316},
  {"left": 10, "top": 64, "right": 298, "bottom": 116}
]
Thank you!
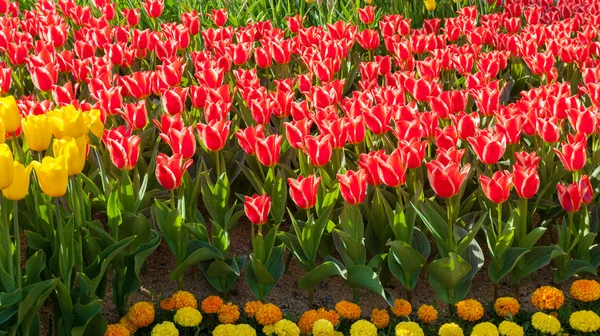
[
  {"left": 85, "top": 236, "right": 135, "bottom": 296},
  {"left": 201, "top": 257, "right": 245, "bottom": 293},
  {"left": 298, "top": 259, "right": 347, "bottom": 291},
  {"left": 316, "top": 185, "right": 339, "bottom": 218},
  {"left": 246, "top": 245, "right": 285, "bottom": 299},
  {"left": 388, "top": 241, "right": 426, "bottom": 274},
  {"left": 511, "top": 246, "right": 565, "bottom": 284},
  {"left": 518, "top": 227, "right": 547, "bottom": 249},
  {"left": 169, "top": 247, "right": 221, "bottom": 282},
  {"left": 17, "top": 279, "right": 57, "bottom": 333},
  {"left": 428, "top": 253, "right": 471, "bottom": 290},
  {"left": 488, "top": 247, "right": 529, "bottom": 284},
  {"left": 413, "top": 200, "right": 450, "bottom": 256},
  {"left": 264, "top": 168, "right": 287, "bottom": 225},
  {"left": 456, "top": 215, "right": 484, "bottom": 255},
  {"left": 332, "top": 229, "right": 364, "bottom": 267},
  {"left": 346, "top": 265, "right": 394, "bottom": 306},
  {"left": 554, "top": 259, "right": 597, "bottom": 283},
  {"left": 119, "top": 170, "right": 135, "bottom": 213}
]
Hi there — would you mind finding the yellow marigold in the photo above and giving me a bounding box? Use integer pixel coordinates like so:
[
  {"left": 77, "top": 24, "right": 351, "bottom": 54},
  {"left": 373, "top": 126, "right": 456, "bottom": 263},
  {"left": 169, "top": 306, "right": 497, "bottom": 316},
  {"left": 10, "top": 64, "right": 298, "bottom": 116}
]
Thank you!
[
  {"left": 494, "top": 297, "right": 520, "bottom": 317},
  {"left": 151, "top": 321, "right": 179, "bottom": 336},
  {"left": 104, "top": 324, "right": 130, "bottom": 336},
  {"left": 531, "top": 286, "right": 564, "bottom": 310},
  {"left": 160, "top": 297, "right": 175, "bottom": 311},
  {"left": 298, "top": 308, "right": 339, "bottom": 334},
  {"left": 370, "top": 308, "right": 390, "bottom": 329},
  {"left": 438, "top": 323, "right": 463, "bottom": 336},
  {"left": 570, "top": 279, "right": 600, "bottom": 302},
  {"left": 391, "top": 299, "right": 412, "bottom": 317},
  {"left": 395, "top": 321, "right": 424, "bottom": 336},
  {"left": 498, "top": 321, "right": 523, "bottom": 336},
  {"left": 335, "top": 300, "right": 361, "bottom": 320},
  {"left": 317, "top": 308, "right": 340, "bottom": 327},
  {"left": 456, "top": 299, "right": 484, "bottom": 322},
  {"left": 531, "top": 312, "right": 561, "bottom": 335},
  {"left": 174, "top": 307, "right": 203, "bottom": 327},
  {"left": 471, "top": 322, "right": 498, "bottom": 336},
  {"left": 202, "top": 295, "right": 224, "bottom": 313},
  {"left": 127, "top": 302, "right": 155, "bottom": 328},
  {"left": 417, "top": 304, "right": 438, "bottom": 323},
  {"left": 213, "top": 324, "right": 237, "bottom": 336},
  {"left": 244, "top": 300, "right": 263, "bottom": 318},
  {"left": 171, "top": 291, "right": 198, "bottom": 310},
  {"left": 263, "top": 319, "right": 300, "bottom": 336},
  {"left": 569, "top": 310, "right": 600, "bottom": 333},
  {"left": 236, "top": 324, "right": 257, "bottom": 336},
  {"left": 312, "top": 319, "right": 334, "bottom": 336},
  {"left": 350, "top": 319, "right": 377, "bottom": 336},
  {"left": 256, "top": 303, "right": 283, "bottom": 326},
  {"left": 119, "top": 316, "right": 138, "bottom": 334},
  {"left": 218, "top": 302, "right": 240, "bottom": 324}
]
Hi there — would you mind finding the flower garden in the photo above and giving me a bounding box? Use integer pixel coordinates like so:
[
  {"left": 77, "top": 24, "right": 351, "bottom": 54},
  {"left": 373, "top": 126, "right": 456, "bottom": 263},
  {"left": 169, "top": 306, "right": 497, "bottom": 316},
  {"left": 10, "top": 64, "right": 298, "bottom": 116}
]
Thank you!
[{"left": 0, "top": 0, "right": 600, "bottom": 334}]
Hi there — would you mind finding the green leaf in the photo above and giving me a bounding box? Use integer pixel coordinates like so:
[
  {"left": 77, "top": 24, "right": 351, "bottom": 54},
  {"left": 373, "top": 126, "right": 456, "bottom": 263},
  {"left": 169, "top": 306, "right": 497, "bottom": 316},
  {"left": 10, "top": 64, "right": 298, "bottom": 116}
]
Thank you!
[
  {"left": 488, "top": 247, "right": 529, "bottom": 284},
  {"left": 346, "top": 265, "right": 394, "bottom": 306},
  {"left": 298, "top": 259, "right": 347, "bottom": 291},
  {"left": 85, "top": 237, "right": 134, "bottom": 295},
  {"left": 107, "top": 182, "right": 122, "bottom": 234},
  {"left": 518, "top": 227, "right": 547, "bottom": 249},
  {"left": 413, "top": 201, "right": 450, "bottom": 256},
  {"left": 156, "top": 208, "right": 186, "bottom": 263},
  {"left": 169, "top": 248, "right": 221, "bottom": 282},
  {"left": 554, "top": 259, "right": 597, "bottom": 283},
  {"left": 428, "top": 253, "right": 471, "bottom": 290},
  {"left": 511, "top": 246, "right": 565, "bottom": 284},
  {"left": 332, "top": 229, "right": 364, "bottom": 267},
  {"left": 387, "top": 241, "right": 426, "bottom": 274}
]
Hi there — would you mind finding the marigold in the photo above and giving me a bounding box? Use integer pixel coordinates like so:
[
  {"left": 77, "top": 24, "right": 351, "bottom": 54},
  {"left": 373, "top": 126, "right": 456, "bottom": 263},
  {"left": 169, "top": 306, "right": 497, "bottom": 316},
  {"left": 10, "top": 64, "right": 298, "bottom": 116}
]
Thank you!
[
  {"left": 569, "top": 310, "right": 600, "bottom": 333},
  {"left": 127, "top": 302, "right": 155, "bottom": 327},
  {"left": 312, "top": 319, "right": 334, "bottom": 336},
  {"left": 317, "top": 308, "right": 340, "bottom": 327},
  {"left": 119, "top": 316, "right": 138, "bottom": 334},
  {"left": 531, "top": 286, "right": 564, "bottom": 310},
  {"left": 218, "top": 302, "right": 240, "bottom": 324},
  {"left": 531, "top": 312, "right": 561, "bottom": 335},
  {"left": 417, "top": 304, "right": 437, "bottom": 323},
  {"left": 104, "top": 324, "right": 130, "bottom": 336},
  {"left": 263, "top": 319, "right": 300, "bottom": 336},
  {"left": 213, "top": 324, "right": 237, "bottom": 336},
  {"left": 256, "top": 303, "right": 283, "bottom": 326},
  {"left": 570, "top": 279, "right": 600, "bottom": 302},
  {"left": 471, "top": 322, "right": 498, "bottom": 336},
  {"left": 335, "top": 300, "right": 361, "bottom": 320},
  {"left": 395, "top": 321, "right": 424, "bottom": 336},
  {"left": 160, "top": 297, "right": 175, "bottom": 311},
  {"left": 350, "top": 319, "right": 377, "bottom": 336},
  {"left": 370, "top": 308, "right": 390, "bottom": 329},
  {"left": 455, "top": 299, "right": 484, "bottom": 322},
  {"left": 151, "top": 321, "right": 179, "bottom": 336},
  {"left": 171, "top": 291, "right": 198, "bottom": 310},
  {"left": 494, "top": 297, "right": 520, "bottom": 317},
  {"left": 174, "top": 307, "right": 203, "bottom": 327},
  {"left": 298, "top": 308, "right": 340, "bottom": 334},
  {"left": 391, "top": 299, "right": 412, "bottom": 317},
  {"left": 498, "top": 321, "right": 523, "bottom": 336},
  {"left": 202, "top": 295, "right": 224, "bottom": 313},
  {"left": 236, "top": 324, "right": 257, "bottom": 336},
  {"left": 244, "top": 300, "right": 263, "bottom": 318},
  {"left": 438, "top": 323, "right": 463, "bottom": 336}
]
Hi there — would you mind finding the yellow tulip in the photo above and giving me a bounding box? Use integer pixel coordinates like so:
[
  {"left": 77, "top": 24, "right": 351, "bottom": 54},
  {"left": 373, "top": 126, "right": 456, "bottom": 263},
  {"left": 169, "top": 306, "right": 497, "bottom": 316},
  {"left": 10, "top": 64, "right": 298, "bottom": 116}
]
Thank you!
[
  {"left": 47, "top": 105, "right": 86, "bottom": 140},
  {"left": 0, "top": 144, "right": 14, "bottom": 189},
  {"left": 31, "top": 156, "right": 68, "bottom": 197},
  {"left": 83, "top": 109, "right": 104, "bottom": 145},
  {"left": 53, "top": 137, "right": 88, "bottom": 176},
  {"left": 0, "top": 96, "right": 20, "bottom": 133},
  {"left": 3, "top": 162, "right": 33, "bottom": 201},
  {"left": 22, "top": 114, "right": 53, "bottom": 152},
  {"left": 424, "top": 0, "right": 436, "bottom": 11},
  {"left": 0, "top": 117, "right": 5, "bottom": 144}
]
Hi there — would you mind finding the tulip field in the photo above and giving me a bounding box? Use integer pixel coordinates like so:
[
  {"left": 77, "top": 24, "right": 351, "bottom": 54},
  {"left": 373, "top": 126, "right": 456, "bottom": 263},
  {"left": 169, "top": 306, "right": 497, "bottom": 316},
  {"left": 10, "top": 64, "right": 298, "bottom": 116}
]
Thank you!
[{"left": 1, "top": 0, "right": 600, "bottom": 334}]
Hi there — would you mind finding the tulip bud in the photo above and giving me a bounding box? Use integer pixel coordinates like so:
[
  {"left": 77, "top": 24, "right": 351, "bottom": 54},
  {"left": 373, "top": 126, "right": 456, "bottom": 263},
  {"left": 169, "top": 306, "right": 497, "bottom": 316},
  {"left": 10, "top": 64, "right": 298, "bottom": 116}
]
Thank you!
[
  {"left": 425, "top": 159, "right": 471, "bottom": 199},
  {"left": 557, "top": 182, "right": 582, "bottom": 213},
  {"left": 579, "top": 175, "right": 594, "bottom": 205},
  {"left": 255, "top": 135, "right": 282, "bottom": 167},
  {"left": 197, "top": 120, "right": 231, "bottom": 152},
  {"left": 244, "top": 194, "right": 270, "bottom": 225}
]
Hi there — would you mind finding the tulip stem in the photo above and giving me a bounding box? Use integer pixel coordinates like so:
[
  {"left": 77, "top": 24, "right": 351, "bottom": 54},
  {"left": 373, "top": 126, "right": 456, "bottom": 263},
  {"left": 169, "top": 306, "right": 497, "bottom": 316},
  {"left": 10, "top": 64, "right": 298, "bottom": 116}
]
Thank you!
[
  {"left": 13, "top": 201, "right": 20, "bottom": 287},
  {"left": 447, "top": 197, "right": 454, "bottom": 252},
  {"left": 567, "top": 212, "right": 574, "bottom": 253},
  {"left": 170, "top": 189, "right": 176, "bottom": 210},
  {"left": 1, "top": 195, "right": 13, "bottom": 281},
  {"left": 497, "top": 202, "right": 503, "bottom": 237},
  {"left": 215, "top": 151, "right": 221, "bottom": 178}
]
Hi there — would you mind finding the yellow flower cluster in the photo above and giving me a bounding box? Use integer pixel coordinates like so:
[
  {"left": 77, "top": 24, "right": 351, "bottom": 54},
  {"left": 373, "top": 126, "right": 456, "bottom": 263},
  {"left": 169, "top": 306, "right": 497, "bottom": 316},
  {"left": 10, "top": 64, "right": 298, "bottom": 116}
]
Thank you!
[
  {"left": 456, "top": 299, "right": 484, "bottom": 322},
  {"left": 498, "top": 321, "right": 523, "bottom": 336},
  {"left": 349, "top": 320, "right": 377, "bottom": 336},
  {"left": 237, "top": 324, "right": 258, "bottom": 336},
  {"left": 218, "top": 302, "right": 240, "bottom": 324},
  {"left": 263, "top": 319, "right": 301, "bottom": 336},
  {"left": 174, "top": 307, "right": 203, "bottom": 327},
  {"left": 471, "top": 322, "right": 498, "bottom": 336},
  {"left": 104, "top": 324, "right": 130, "bottom": 336},
  {"left": 391, "top": 299, "right": 412, "bottom": 317},
  {"left": 151, "top": 321, "right": 179, "bottom": 336},
  {"left": 335, "top": 300, "right": 361, "bottom": 320},
  {"left": 531, "top": 312, "right": 561, "bottom": 335},
  {"left": 395, "top": 322, "right": 424, "bottom": 336},
  {"left": 126, "top": 302, "right": 155, "bottom": 328},
  {"left": 569, "top": 310, "right": 600, "bottom": 333},
  {"left": 438, "top": 323, "right": 463, "bottom": 336},
  {"left": 298, "top": 308, "right": 340, "bottom": 333},
  {"left": 255, "top": 303, "right": 283, "bottom": 326},
  {"left": 119, "top": 316, "right": 138, "bottom": 334},
  {"left": 570, "top": 279, "right": 600, "bottom": 302},
  {"left": 244, "top": 300, "right": 263, "bottom": 317},
  {"left": 417, "top": 304, "right": 438, "bottom": 323},
  {"left": 202, "top": 295, "right": 224, "bottom": 313},
  {"left": 213, "top": 324, "right": 256, "bottom": 336},
  {"left": 494, "top": 297, "right": 520, "bottom": 317},
  {"left": 170, "top": 291, "right": 198, "bottom": 310},
  {"left": 531, "top": 286, "right": 564, "bottom": 310},
  {"left": 312, "top": 319, "right": 336, "bottom": 336},
  {"left": 370, "top": 308, "right": 389, "bottom": 329}
]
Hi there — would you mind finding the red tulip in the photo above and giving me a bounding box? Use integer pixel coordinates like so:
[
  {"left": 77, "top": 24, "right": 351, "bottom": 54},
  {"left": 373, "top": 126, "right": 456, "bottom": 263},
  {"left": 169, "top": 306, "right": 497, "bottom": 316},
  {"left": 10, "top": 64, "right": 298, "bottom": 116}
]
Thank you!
[
  {"left": 181, "top": 11, "right": 200, "bottom": 35},
  {"left": 479, "top": 170, "right": 512, "bottom": 204},
  {"left": 285, "top": 119, "right": 313, "bottom": 149},
  {"left": 557, "top": 181, "right": 582, "bottom": 213},
  {"left": 356, "top": 29, "right": 380, "bottom": 50},
  {"left": 105, "top": 135, "right": 141, "bottom": 170},
  {"left": 0, "top": 66, "right": 10, "bottom": 94},
  {"left": 377, "top": 149, "right": 407, "bottom": 188},
  {"left": 358, "top": 150, "right": 387, "bottom": 186},
  {"left": 160, "top": 126, "right": 196, "bottom": 160},
  {"left": 119, "top": 101, "right": 148, "bottom": 130},
  {"left": 244, "top": 194, "right": 270, "bottom": 225},
  {"left": 337, "top": 169, "right": 368, "bottom": 205},
  {"left": 567, "top": 107, "right": 597, "bottom": 136},
  {"left": 358, "top": 6, "right": 376, "bottom": 25},
  {"left": 426, "top": 159, "right": 471, "bottom": 198},
  {"left": 153, "top": 113, "right": 184, "bottom": 134},
  {"left": 161, "top": 87, "right": 188, "bottom": 115},
  {"left": 514, "top": 151, "right": 540, "bottom": 169},
  {"left": 235, "top": 125, "right": 264, "bottom": 156},
  {"left": 286, "top": 14, "right": 303, "bottom": 34},
  {"left": 157, "top": 58, "right": 185, "bottom": 87},
  {"left": 579, "top": 175, "right": 594, "bottom": 205},
  {"left": 303, "top": 134, "right": 333, "bottom": 168},
  {"left": 364, "top": 105, "right": 391, "bottom": 135},
  {"left": 120, "top": 71, "right": 152, "bottom": 99},
  {"left": 196, "top": 120, "right": 231, "bottom": 152},
  {"left": 512, "top": 165, "right": 540, "bottom": 199},
  {"left": 553, "top": 140, "right": 587, "bottom": 172},
  {"left": 155, "top": 153, "right": 193, "bottom": 190},
  {"left": 255, "top": 46, "right": 272, "bottom": 68},
  {"left": 29, "top": 63, "right": 58, "bottom": 92},
  {"left": 255, "top": 134, "right": 282, "bottom": 167},
  {"left": 345, "top": 116, "right": 366, "bottom": 145},
  {"left": 288, "top": 175, "right": 321, "bottom": 209},
  {"left": 467, "top": 129, "right": 507, "bottom": 165},
  {"left": 451, "top": 112, "right": 480, "bottom": 140},
  {"left": 398, "top": 138, "right": 428, "bottom": 169},
  {"left": 122, "top": 8, "right": 140, "bottom": 26},
  {"left": 211, "top": 8, "right": 228, "bottom": 27},
  {"left": 536, "top": 117, "right": 561, "bottom": 143},
  {"left": 142, "top": 0, "right": 164, "bottom": 18}
]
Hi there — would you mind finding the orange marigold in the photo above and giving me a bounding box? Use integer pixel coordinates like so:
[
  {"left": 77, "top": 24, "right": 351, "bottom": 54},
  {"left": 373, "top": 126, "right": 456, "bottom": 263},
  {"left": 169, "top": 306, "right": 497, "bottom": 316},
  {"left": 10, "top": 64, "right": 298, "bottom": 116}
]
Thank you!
[
  {"left": 570, "top": 279, "right": 600, "bottom": 302},
  {"left": 370, "top": 308, "right": 390, "bottom": 329},
  {"left": 201, "top": 295, "right": 224, "bottom": 314},
  {"left": 126, "top": 302, "right": 155, "bottom": 328},
  {"left": 531, "top": 286, "right": 564, "bottom": 310},
  {"left": 456, "top": 299, "right": 484, "bottom": 322},
  {"left": 335, "top": 300, "right": 361, "bottom": 320},
  {"left": 171, "top": 290, "right": 197, "bottom": 310},
  {"left": 256, "top": 303, "right": 283, "bottom": 326},
  {"left": 218, "top": 302, "right": 240, "bottom": 324},
  {"left": 119, "top": 316, "right": 138, "bottom": 334},
  {"left": 317, "top": 308, "right": 340, "bottom": 327},
  {"left": 297, "top": 308, "right": 340, "bottom": 334},
  {"left": 104, "top": 324, "right": 130, "bottom": 336},
  {"left": 391, "top": 299, "right": 412, "bottom": 317},
  {"left": 417, "top": 304, "right": 438, "bottom": 323},
  {"left": 494, "top": 297, "right": 520, "bottom": 317},
  {"left": 244, "top": 300, "right": 263, "bottom": 317},
  {"left": 160, "top": 297, "right": 175, "bottom": 311}
]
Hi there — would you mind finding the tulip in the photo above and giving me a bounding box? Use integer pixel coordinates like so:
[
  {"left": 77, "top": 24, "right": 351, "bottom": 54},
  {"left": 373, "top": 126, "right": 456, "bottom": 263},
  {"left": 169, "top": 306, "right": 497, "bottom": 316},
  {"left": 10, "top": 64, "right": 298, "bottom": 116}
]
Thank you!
[
  {"left": 356, "top": 29, "right": 380, "bottom": 50},
  {"left": 0, "top": 96, "right": 20, "bottom": 133},
  {"left": 29, "top": 63, "right": 58, "bottom": 92},
  {"left": 398, "top": 138, "right": 428, "bottom": 169},
  {"left": 512, "top": 166, "right": 540, "bottom": 199},
  {"left": 377, "top": 149, "right": 407, "bottom": 188},
  {"left": 536, "top": 117, "right": 561, "bottom": 143},
  {"left": 3, "top": 162, "right": 33, "bottom": 201},
  {"left": 303, "top": 134, "right": 333, "bottom": 168},
  {"left": 21, "top": 115, "right": 52, "bottom": 151},
  {"left": 104, "top": 135, "right": 141, "bottom": 170},
  {"left": 160, "top": 126, "right": 196, "bottom": 159},
  {"left": 53, "top": 137, "right": 88, "bottom": 176},
  {"left": 235, "top": 125, "right": 264, "bottom": 156},
  {"left": 119, "top": 101, "right": 148, "bottom": 130},
  {"left": 337, "top": 169, "right": 368, "bottom": 205},
  {"left": 358, "top": 6, "right": 376, "bottom": 24},
  {"left": 285, "top": 119, "right": 312, "bottom": 149},
  {"left": 288, "top": 175, "right": 321, "bottom": 209},
  {"left": 244, "top": 194, "right": 270, "bottom": 225},
  {"left": 425, "top": 159, "right": 471, "bottom": 198},
  {"left": 286, "top": 14, "right": 303, "bottom": 33},
  {"left": 553, "top": 141, "right": 586, "bottom": 172},
  {"left": 153, "top": 113, "right": 183, "bottom": 134},
  {"left": 557, "top": 182, "right": 582, "bottom": 213},
  {"left": 141, "top": 0, "right": 164, "bottom": 18},
  {"left": 0, "top": 144, "right": 14, "bottom": 190},
  {"left": 47, "top": 106, "right": 87, "bottom": 140},
  {"left": 83, "top": 109, "right": 105, "bottom": 144},
  {"left": 579, "top": 175, "right": 594, "bottom": 205},
  {"left": 0, "top": 118, "right": 4, "bottom": 144},
  {"left": 345, "top": 116, "right": 366, "bottom": 145},
  {"left": 30, "top": 156, "right": 69, "bottom": 197},
  {"left": 479, "top": 171, "right": 512, "bottom": 204},
  {"left": 155, "top": 153, "right": 193, "bottom": 190},
  {"left": 197, "top": 120, "right": 231, "bottom": 152},
  {"left": 514, "top": 151, "right": 540, "bottom": 169},
  {"left": 255, "top": 135, "right": 282, "bottom": 167},
  {"left": 161, "top": 87, "right": 188, "bottom": 115},
  {"left": 211, "top": 8, "right": 228, "bottom": 27},
  {"left": 467, "top": 130, "right": 507, "bottom": 165},
  {"left": 122, "top": 8, "right": 140, "bottom": 26},
  {"left": 451, "top": 112, "right": 480, "bottom": 140}
]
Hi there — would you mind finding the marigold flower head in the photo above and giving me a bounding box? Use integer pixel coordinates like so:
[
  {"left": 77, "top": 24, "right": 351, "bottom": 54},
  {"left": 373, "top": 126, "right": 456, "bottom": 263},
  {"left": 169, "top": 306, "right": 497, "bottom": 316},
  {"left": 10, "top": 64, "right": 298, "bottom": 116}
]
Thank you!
[
  {"left": 471, "top": 322, "right": 498, "bottom": 336},
  {"left": 298, "top": 308, "right": 339, "bottom": 334},
  {"left": 256, "top": 303, "right": 283, "bottom": 326},
  {"left": 104, "top": 324, "right": 130, "bottom": 336},
  {"left": 370, "top": 308, "right": 390, "bottom": 329},
  {"left": 317, "top": 308, "right": 340, "bottom": 327},
  {"left": 244, "top": 300, "right": 263, "bottom": 318},
  {"left": 202, "top": 295, "right": 224, "bottom": 313},
  {"left": 438, "top": 322, "right": 463, "bottom": 336},
  {"left": 531, "top": 312, "right": 561, "bottom": 335},
  {"left": 570, "top": 279, "right": 600, "bottom": 302},
  {"left": 531, "top": 286, "right": 564, "bottom": 310},
  {"left": 263, "top": 319, "right": 300, "bottom": 336},
  {"left": 498, "top": 321, "right": 523, "bottom": 336},
  {"left": 395, "top": 321, "right": 424, "bottom": 336},
  {"left": 151, "top": 321, "right": 179, "bottom": 336},
  {"left": 335, "top": 300, "right": 361, "bottom": 320},
  {"left": 218, "top": 302, "right": 240, "bottom": 324},
  {"left": 174, "top": 307, "right": 203, "bottom": 327},
  {"left": 391, "top": 299, "right": 412, "bottom": 317},
  {"left": 213, "top": 324, "right": 237, "bottom": 336},
  {"left": 160, "top": 297, "right": 175, "bottom": 311},
  {"left": 119, "top": 316, "right": 138, "bottom": 334},
  {"left": 456, "top": 299, "right": 484, "bottom": 322},
  {"left": 494, "top": 297, "right": 520, "bottom": 317},
  {"left": 312, "top": 319, "right": 334, "bottom": 336},
  {"left": 417, "top": 304, "right": 437, "bottom": 323},
  {"left": 171, "top": 290, "right": 197, "bottom": 310},
  {"left": 127, "top": 301, "right": 155, "bottom": 327},
  {"left": 569, "top": 310, "right": 600, "bottom": 333},
  {"left": 350, "top": 319, "right": 377, "bottom": 336},
  {"left": 236, "top": 324, "right": 257, "bottom": 336}
]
